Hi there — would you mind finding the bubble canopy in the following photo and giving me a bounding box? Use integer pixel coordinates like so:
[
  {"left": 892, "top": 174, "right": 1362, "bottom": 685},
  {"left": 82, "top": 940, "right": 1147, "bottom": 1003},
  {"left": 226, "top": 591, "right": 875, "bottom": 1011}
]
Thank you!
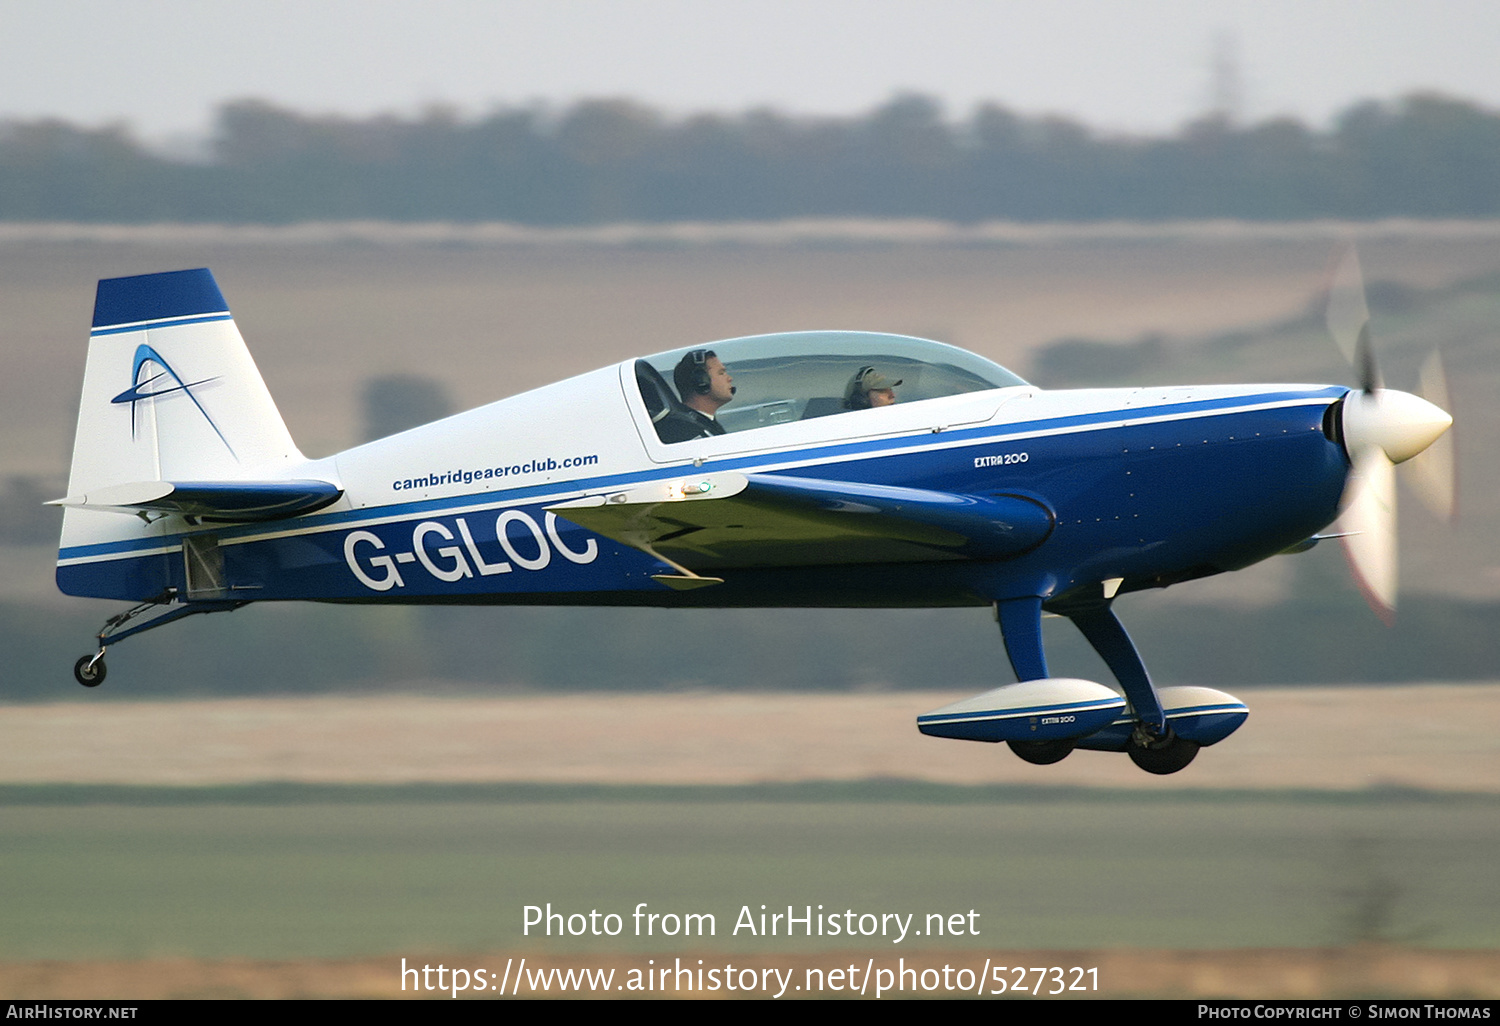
[{"left": 635, "top": 331, "right": 1028, "bottom": 442}]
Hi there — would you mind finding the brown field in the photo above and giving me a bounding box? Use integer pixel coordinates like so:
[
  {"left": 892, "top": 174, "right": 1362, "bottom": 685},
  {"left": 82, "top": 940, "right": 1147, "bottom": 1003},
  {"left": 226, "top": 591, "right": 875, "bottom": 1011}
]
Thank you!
[
  {"left": 8, "top": 219, "right": 1500, "bottom": 475},
  {"left": 3, "top": 688, "right": 1498, "bottom": 1000},
  {"left": 4, "top": 947, "right": 1498, "bottom": 999},
  {"left": 2, "top": 686, "right": 1497, "bottom": 792}
]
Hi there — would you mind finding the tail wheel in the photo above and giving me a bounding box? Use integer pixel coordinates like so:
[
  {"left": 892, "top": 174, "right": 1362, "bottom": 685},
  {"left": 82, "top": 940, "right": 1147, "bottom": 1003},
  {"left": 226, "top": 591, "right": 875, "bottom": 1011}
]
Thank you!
[
  {"left": 73, "top": 655, "right": 106, "bottom": 688},
  {"left": 1127, "top": 731, "right": 1199, "bottom": 775},
  {"left": 1007, "top": 739, "right": 1076, "bottom": 765}
]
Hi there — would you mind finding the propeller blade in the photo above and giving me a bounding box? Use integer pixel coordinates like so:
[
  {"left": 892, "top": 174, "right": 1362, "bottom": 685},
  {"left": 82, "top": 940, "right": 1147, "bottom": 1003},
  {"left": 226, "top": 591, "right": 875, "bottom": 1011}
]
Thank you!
[
  {"left": 1355, "top": 322, "right": 1381, "bottom": 392},
  {"left": 1409, "top": 349, "right": 1457, "bottom": 521},
  {"left": 1337, "top": 444, "right": 1398, "bottom": 625},
  {"left": 1325, "top": 244, "right": 1372, "bottom": 375}
]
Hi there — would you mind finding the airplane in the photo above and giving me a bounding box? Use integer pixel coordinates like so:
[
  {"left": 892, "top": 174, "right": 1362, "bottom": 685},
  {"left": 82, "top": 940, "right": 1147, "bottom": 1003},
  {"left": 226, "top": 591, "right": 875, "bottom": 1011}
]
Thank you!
[{"left": 52, "top": 251, "right": 1454, "bottom": 774}]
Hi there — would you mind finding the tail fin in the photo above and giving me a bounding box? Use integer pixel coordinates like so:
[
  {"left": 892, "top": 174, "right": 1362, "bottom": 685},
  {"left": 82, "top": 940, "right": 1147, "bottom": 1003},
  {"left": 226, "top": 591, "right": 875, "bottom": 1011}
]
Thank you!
[
  {"left": 65, "top": 268, "right": 303, "bottom": 493},
  {"left": 57, "top": 269, "right": 317, "bottom": 595}
]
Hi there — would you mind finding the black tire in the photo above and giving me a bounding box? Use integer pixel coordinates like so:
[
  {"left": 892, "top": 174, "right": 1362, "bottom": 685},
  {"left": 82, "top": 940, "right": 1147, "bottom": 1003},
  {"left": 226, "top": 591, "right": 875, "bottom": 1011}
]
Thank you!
[
  {"left": 1127, "top": 733, "right": 1199, "bottom": 775},
  {"left": 1007, "top": 739, "right": 1075, "bottom": 765},
  {"left": 73, "top": 655, "right": 106, "bottom": 688}
]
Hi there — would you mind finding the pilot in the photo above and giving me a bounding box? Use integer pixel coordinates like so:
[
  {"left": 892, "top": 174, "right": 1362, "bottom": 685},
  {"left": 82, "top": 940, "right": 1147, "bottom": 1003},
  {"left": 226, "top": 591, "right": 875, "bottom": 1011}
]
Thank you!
[
  {"left": 843, "top": 366, "right": 902, "bottom": 411},
  {"left": 662, "top": 349, "right": 735, "bottom": 441}
]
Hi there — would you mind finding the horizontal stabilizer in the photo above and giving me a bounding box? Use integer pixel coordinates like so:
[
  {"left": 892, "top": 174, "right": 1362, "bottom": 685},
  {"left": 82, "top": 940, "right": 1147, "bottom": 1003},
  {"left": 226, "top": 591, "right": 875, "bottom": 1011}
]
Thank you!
[
  {"left": 50, "top": 479, "right": 342, "bottom": 522},
  {"left": 550, "top": 472, "right": 1053, "bottom": 571}
]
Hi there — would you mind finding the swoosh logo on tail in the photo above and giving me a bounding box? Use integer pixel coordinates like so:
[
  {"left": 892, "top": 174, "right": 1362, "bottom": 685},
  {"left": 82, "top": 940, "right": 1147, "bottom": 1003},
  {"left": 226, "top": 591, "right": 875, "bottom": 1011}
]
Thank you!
[{"left": 110, "top": 344, "right": 233, "bottom": 456}]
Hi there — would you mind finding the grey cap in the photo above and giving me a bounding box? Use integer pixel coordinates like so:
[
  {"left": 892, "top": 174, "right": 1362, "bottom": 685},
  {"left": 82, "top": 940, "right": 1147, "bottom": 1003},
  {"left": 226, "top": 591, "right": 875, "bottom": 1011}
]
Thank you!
[{"left": 854, "top": 367, "right": 902, "bottom": 392}]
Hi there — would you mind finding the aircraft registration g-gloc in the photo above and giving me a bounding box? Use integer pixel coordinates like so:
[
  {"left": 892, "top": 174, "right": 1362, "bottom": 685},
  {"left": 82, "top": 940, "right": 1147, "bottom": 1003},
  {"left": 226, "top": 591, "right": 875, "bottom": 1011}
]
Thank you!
[{"left": 54, "top": 251, "right": 1454, "bottom": 774}]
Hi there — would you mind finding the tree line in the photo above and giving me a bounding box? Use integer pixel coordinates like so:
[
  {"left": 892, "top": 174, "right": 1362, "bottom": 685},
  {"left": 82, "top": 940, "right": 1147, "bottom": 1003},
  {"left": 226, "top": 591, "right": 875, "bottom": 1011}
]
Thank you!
[{"left": 2, "top": 92, "right": 1499, "bottom": 224}]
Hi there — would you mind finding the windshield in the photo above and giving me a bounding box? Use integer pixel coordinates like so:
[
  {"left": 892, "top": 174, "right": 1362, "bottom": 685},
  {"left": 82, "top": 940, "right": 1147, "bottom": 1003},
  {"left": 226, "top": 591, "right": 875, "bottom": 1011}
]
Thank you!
[{"left": 634, "top": 331, "right": 1026, "bottom": 443}]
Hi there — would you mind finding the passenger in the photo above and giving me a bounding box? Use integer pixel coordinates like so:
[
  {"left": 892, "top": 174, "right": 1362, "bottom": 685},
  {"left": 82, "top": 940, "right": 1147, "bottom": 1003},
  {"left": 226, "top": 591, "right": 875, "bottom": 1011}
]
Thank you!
[
  {"left": 843, "top": 366, "right": 902, "bottom": 411},
  {"left": 665, "top": 349, "right": 735, "bottom": 440}
]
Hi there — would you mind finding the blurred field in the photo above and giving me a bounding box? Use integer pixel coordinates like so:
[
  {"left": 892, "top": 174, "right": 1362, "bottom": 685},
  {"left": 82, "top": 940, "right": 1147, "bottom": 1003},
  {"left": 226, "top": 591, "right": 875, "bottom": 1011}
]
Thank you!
[
  {"left": 0, "top": 688, "right": 1497, "bottom": 995},
  {"left": 1, "top": 686, "right": 1496, "bottom": 999},
  {"left": 5, "top": 947, "right": 1499, "bottom": 1000},
  {"left": 1, "top": 687, "right": 1498, "bottom": 791},
  {"left": 1, "top": 790, "right": 1497, "bottom": 997},
  {"left": 8, "top": 220, "right": 1500, "bottom": 471},
  {"left": 2, "top": 791, "right": 1498, "bottom": 954}
]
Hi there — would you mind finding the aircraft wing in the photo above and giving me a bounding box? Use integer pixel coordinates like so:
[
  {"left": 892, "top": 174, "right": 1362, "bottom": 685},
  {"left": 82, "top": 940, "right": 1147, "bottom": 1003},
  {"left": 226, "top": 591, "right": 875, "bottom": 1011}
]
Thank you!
[
  {"left": 549, "top": 471, "right": 1053, "bottom": 576},
  {"left": 49, "top": 479, "right": 343, "bottom": 522}
]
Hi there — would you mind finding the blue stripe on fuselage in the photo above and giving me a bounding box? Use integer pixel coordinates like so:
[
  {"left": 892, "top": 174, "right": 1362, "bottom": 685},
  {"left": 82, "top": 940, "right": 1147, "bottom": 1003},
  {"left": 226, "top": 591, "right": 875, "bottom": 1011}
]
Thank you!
[
  {"left": 58, "top": 391, "right": 1348, "bottom": 604},
  {"left": 58, "top": 388, "right": 1343, "bottom": 566}
]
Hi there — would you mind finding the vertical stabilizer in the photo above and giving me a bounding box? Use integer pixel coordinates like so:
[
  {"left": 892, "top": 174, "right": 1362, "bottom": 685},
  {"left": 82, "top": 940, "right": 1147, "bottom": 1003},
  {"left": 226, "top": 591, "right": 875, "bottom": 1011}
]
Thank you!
[
  {"left": 66, "top": 268, "right": 303, "bottom": 496},
  {"left": 59, "top": 269, "right": 308, "bottom": 582}
]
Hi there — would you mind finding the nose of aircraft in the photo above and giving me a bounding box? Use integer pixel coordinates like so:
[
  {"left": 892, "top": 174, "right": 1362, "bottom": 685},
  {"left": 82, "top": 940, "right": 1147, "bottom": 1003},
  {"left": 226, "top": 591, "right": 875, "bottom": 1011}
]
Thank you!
[{"left": 1341, "top": 388, "right": 1453, "bottom": 464}]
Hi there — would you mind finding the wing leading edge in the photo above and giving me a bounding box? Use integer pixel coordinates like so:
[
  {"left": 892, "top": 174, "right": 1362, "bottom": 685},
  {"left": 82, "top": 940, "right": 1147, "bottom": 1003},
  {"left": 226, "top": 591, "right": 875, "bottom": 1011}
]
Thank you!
[{"left": 550, "top": 472, "right": 1053, "bottom": 583}]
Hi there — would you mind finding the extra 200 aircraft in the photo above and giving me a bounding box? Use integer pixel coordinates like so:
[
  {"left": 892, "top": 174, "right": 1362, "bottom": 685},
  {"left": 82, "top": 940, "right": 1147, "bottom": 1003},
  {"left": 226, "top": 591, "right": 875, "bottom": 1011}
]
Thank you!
[{"left": 54, "top": 252, "right": 1454, "bottom": 774}]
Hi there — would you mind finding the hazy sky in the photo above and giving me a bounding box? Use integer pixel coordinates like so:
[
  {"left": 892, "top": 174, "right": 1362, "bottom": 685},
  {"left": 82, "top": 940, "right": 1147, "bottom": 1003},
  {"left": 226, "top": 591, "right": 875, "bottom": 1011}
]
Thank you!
[{"left": 7, "top": 0, "right": 1500, "bottom": 143}]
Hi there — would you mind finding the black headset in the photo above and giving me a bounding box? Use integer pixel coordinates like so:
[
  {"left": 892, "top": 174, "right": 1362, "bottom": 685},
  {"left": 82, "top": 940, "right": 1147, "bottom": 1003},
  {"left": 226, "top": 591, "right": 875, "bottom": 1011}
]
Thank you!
[
  {"left": 689, "top": 349, "right": 712, "bottom": 394},
  {"left": 675, "top": 349, "right": 717, "bottom": 397},
  {"left": 845, "top": 365, "right": 877, "bottom": 410}
]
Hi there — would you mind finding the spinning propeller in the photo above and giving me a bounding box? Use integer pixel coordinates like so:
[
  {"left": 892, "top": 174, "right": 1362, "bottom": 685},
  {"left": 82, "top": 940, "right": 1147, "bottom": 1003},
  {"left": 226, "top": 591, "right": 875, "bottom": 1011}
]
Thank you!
[{"left": 1324, "top": 245, "right": 1455, "bottom": 623}]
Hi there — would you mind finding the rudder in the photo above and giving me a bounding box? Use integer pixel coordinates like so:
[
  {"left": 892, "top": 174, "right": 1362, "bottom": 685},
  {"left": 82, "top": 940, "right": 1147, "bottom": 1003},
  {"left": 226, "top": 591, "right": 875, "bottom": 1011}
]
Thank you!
[
  {"left": 66, "top": 268, "right": 303, "bottom": 493},
  {"left": 57, "top": 269, "right": 310, "bottom": 595}
]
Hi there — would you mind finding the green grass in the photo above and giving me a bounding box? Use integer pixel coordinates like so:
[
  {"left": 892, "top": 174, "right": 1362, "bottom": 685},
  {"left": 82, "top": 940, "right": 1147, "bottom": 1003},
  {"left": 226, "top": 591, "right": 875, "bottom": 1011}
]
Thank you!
[{"left": 1, "top": 785, "right": 1496, "bottom": 959}]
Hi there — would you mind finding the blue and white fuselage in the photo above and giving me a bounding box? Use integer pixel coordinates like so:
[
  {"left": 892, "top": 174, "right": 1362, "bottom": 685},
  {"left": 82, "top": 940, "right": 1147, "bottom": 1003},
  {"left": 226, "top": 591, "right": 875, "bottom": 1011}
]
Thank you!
[
  {"left": 60, "top": 373, "right": 1349, "bottom": 609},
  {"left": 55, "top": 268, "right": 1449, "bottom": 773}
]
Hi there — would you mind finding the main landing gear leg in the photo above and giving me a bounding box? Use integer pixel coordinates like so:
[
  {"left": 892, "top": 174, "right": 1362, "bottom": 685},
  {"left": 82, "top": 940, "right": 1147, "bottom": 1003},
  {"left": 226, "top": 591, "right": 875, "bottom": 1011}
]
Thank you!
[
  {"left": 1064, "top": 604, "right": 1198, "bottom": 775},
  {"left": 996, "top": 596, "right": 1049, "bottom": 682},
  {"left": 994, "top": 596, "right": 1076, "bottom": 765},
  {"left": 71, "top": 591, "right": 247, "bottom": 688}
]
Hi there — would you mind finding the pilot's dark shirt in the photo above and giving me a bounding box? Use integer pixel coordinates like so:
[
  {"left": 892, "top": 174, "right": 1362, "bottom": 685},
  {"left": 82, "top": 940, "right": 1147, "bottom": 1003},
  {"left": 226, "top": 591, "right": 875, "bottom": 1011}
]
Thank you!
[{"left": 656, "top": 407, "right": 725, "bottom": 444}]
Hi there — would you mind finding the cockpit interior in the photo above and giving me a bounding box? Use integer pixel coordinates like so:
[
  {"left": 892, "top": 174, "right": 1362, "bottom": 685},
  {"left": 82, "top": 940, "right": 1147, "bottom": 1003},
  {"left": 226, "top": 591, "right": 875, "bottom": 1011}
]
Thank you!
[{"left": 634, "top": 331, "right": 1027, "bottom": 444}]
